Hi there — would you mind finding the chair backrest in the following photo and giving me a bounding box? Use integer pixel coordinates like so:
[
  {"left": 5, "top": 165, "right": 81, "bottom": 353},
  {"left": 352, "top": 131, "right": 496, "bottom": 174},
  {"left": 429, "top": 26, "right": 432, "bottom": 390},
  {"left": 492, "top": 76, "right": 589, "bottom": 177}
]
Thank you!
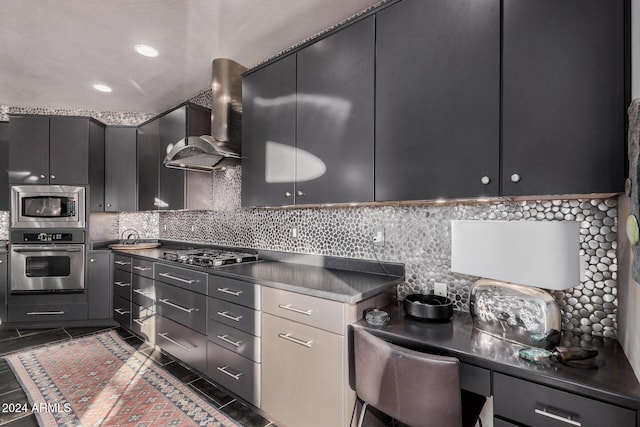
[{"left": 354, "top": 328, "right": 463, "bottom": 427}]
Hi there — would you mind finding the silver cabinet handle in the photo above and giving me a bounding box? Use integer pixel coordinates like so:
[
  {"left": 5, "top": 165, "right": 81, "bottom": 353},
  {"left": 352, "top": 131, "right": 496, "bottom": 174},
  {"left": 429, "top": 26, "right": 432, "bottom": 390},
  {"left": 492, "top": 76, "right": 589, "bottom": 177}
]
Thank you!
[
  {"left": 133, "top": 289, "right": 152, "bottom": 297},
  {"left": 217, "top": 311, "right": 242, "bottom": 322},
  {"left": 534, "top": 409, "right": 581, "bottom": 426},
  {"left": 278, "top": 333, "right": 312, "bottom": 348},
  {"left": 158, "top": 272, "right": 195, "bottom": 284},
  {"left": 114, "top": 281, "right": 130, "bottom": 287},
  {"left": 50, "top": 174, "right": 56, "bottom": 180},
  {"left": 217, "top": 366, "right": 242, "bottom": 380},
  {"left": 113, "top": 308, "right": 130, "bottom": 315},
  {"left": 0, "top": 260, "right": 3, "bottom": 264},
  {"left": 158, "top": 298, "right": 196, "bottom": 313},
  {"left": 114, "top": 261, "right": 131, "bottom": 266},
  {"left": 158, "top": 332, "right": 192, "bottom": 352},
  {"left": 511, "top": 173, "right": 521, "bottom": 183},
  {"left": 481, "top": 176, "right": 491, "bottom": 185},
  {"left": 132, "top": 318, "right": 146, "bottom": 326},
  {"left": 217, "top": 334, "right": 242, "bottom": 347},
  {"left": 296, "top": 190, "right": 305, "bottom": 197},
  {"left": 27, "top": 311, "right": 65, "bottom": 315},
  {"left": 39, "top": 174, "right": 46, "bottom": 179},
  {"left": 107, "top": 203, "right": 112, "bottom": 207},
  {"left": 278, "top": 303, "right": 312, "bottom": 316},
  {"left": 217, "top": 287, "right": 243, "bottom": 296},
  {"left": 285, "top": 191, "right": 292, "bottom": 198},
  {"left": 133, "top": 266, "right": 152, "bottom": 271}
]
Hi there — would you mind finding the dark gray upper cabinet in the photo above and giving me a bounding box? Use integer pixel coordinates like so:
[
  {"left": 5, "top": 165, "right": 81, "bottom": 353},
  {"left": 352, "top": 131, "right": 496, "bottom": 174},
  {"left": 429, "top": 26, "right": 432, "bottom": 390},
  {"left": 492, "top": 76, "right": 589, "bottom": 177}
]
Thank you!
[
  {"left": 501, "top": 0, "right": 626, "bottom": 196},
  {"left": 105, "top": 126, "right": 137, "bottom": 212},
  {"left": 137, "top": 119, "right": 159, "bottom": 211},
  {"left": 87, "top": 119, "right": 105, "bottom": 212},
  {"left": 375, "top": 0, "right": 500, "bottom": 202},
  {"left": 136, "top": 103, "right": 211, "bottom": 211},
  {"left": 0, "top": 122, "right": 9, "bottom": 210},
  {"left": 8, "top": 116, "right": 50, "bottom": 184},
  {"left": 242, "top": 54, "right": 297, "bottom": 207},
  {"left": 296, "top": 16, "right": 375, "bottom": 204},
  {"left": 242, "top": 16, "right": 375, "bottom": 207}
]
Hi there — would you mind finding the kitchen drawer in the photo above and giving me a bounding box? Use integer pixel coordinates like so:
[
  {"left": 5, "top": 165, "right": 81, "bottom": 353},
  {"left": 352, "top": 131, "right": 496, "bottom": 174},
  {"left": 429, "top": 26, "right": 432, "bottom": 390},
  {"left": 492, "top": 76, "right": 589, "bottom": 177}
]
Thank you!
[
  {"left": 493, "top": 418, "right": 518, "bottom": 427},
  {"left": 208, "top": 298, "right": 260, "bottom": 336},
  {"left": 494, "top": 373, "right": 636, "bottom": 427},
  {"left": 262, "top": 286, "right": 345, "bottom": 335},
  {"left": 113, "top": 254, "right": 132, "bottom": 272},
  {"left": 155, "top": 281, "right": 206, "bottom": 334},
  {"left": 131, "top": 258, "right": 154, "bottom": 278},
  {"left": 208, "top": 319, "right": 261, "bottom": 362},
  {"left": 132, "top": 274, "right": 155, "bottom": 306},
  {"left": 131, "top": 302, "right": 155, "bottom": 342},
  {"left": 155, "top": 262, "right": 207, "bottom": 295},
  {"left": 113, "top": 295, "right": 131, "bottom": 328},
  {"left": 209, "top": 275, "right": 260, "bottom": 309},
  {"left": 156, "top": 315, "right": 207, "bottom": 374},
  {"left": 460, "top": 363, "right": 491, "bottom": 396},
  {"left": 207, "top": 341, "right": 261, "bottom": 407},
  {"left": 113, "top": 268, "right": 132, "bottom": 300},
  {"left": 8, "top": 303, "right": 88, "bottom": 322}
]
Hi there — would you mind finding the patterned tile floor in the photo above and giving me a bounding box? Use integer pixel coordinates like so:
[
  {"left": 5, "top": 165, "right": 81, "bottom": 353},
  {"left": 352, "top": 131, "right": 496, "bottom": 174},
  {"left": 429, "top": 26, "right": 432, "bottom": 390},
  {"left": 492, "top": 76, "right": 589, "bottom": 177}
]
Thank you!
[{"left": 0, "top": 327, "right": 277, "bottom": 427}]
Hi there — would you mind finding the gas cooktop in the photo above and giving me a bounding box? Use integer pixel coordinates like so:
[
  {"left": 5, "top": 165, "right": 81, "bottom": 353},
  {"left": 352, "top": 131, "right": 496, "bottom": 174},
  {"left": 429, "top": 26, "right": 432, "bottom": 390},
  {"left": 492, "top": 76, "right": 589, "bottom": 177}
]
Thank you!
[{"left": 161, "top": 248, "right": 259, "bottom": 269}]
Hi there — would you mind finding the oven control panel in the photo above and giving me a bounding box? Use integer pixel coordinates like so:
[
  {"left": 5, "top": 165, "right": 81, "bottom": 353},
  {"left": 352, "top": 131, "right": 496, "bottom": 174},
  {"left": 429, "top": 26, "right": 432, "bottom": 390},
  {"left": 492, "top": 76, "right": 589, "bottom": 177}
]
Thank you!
[{"left": 10, "top": 229, "right": 85, "bottom": 244}]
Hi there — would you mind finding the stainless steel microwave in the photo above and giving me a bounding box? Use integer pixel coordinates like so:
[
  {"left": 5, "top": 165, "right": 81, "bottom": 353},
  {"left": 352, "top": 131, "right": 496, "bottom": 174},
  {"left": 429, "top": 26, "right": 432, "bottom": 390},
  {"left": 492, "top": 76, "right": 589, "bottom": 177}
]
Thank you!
[{"left": 11, "top": 185, "right": 86, "bottom": 229}]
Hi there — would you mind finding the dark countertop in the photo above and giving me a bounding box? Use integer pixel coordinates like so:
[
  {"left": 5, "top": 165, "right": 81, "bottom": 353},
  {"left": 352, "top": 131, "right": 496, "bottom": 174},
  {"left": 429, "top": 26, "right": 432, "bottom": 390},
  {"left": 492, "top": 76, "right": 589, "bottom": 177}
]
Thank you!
[
  {"left": 353, "top": 304, "right": 640, "bottom": 410},
  {"left": 108, "top": 244, "right": 403, "bottom": 304}
]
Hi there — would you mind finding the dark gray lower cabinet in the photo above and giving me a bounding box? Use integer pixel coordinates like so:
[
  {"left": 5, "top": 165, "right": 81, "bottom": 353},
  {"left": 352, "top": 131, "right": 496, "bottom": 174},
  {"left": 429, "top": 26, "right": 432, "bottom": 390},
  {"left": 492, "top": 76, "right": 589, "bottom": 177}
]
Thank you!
[
  {"left": 87, "top": 251, "right": 112, "bottom": 320},
  {"left": 493, "top": 373, "right": 636, "bottom": 426},
  {"left": 0, "top": 122, "right": 9, "bottom": 211},
  {"left": 156, "top": 315, "right": 207, "bottom": 373},
  {"left": 0, "top": 253, "right": 6, "bottom": 325},
  {"left": 375, "top": 0, "right": 500, "bottom": 201}
]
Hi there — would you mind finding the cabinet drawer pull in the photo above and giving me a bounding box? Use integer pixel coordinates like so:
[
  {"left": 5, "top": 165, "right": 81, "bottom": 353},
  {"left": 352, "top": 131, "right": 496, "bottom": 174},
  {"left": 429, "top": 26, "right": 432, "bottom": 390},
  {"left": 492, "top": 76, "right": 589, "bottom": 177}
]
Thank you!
[
  {"left": 133, "top": 289, "right": 152, "bottom": 297},
  {"left": 132, "top": 318, "right": 147, "bottom": 326},
  {"left": 217, "top": 366, "right": 243, "bottom": 380},
  {"left": 217, "top": 334, "right": 242, "bottom": 347},
  {"left": 217, "top": 311, "right": 243, "bottom": 322},
  {"left": 115, "top": 261, "right": 131, "bottom": 266},
  {"left": 217, "top": 287, "right": 243, "bottom": 296},
  {"left": 278, "top": 303, "right": 312, "bottom": 316},
  {"left": 114, "top": 281, "right": 131, "bottom": 287},
  {"left": 158, "top": 272, "right": 195, "bottom": 284},
  {"left": 133, "top": 266, "right": 152, "bottom": 271},
  {"left": 534, "top": 409, "right": 581, "bottom": 426},
  {"left": 113, "top": 308, "right": 130, "bottom": 315},
  {"left": 158, "top": 332, "right": 192, "bottom": 352},
  {"left": 278, "top": 333, "right": 312, "bottom": 348},
  {"left": 27, "top": 311, "right": 65, "bottom": 315},
  {"left": 158, "top": 298, "right": 197, "bottom": 313}
]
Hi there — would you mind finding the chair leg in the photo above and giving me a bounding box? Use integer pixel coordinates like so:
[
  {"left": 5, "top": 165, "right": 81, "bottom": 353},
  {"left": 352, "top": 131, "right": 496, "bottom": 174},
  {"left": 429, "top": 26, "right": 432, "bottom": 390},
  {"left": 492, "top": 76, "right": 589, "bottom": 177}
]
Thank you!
[{"left": 357, "top": 402, "right": 369, "bottom": 427}]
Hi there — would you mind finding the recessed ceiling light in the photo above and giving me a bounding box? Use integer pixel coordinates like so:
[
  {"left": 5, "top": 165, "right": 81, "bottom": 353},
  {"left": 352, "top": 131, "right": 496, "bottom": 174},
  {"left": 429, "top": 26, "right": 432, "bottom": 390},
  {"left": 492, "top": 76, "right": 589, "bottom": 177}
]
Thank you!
[
  {"left": 134, "top": 44, "right": 159, "bottom": 58},
  {"left": 92, "top": 83, "right": 112, "bottom": 93}
]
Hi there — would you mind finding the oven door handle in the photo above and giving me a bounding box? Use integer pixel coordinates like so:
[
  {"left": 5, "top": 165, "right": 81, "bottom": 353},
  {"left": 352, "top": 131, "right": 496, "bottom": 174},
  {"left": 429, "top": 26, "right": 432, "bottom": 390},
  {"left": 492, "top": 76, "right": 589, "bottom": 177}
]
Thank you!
[{"left": 13, "top": 248, "right": 82, "bottom": 253}]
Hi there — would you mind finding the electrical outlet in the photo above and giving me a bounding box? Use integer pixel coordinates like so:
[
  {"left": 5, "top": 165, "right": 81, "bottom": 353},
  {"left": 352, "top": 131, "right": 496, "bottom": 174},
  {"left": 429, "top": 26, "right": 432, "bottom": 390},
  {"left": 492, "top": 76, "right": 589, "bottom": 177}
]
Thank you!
[
  {"left": 372, "top": 228, "right": 385, "bottom": 246},
  {"left": 191, "top": 224, "right": 196, "bottom": 232},
  {"left": 291, "top": 226, "right": 299, "bottom": 240},
  {"left": 434, "top": 282, "right": 448, "bottom": 297}
]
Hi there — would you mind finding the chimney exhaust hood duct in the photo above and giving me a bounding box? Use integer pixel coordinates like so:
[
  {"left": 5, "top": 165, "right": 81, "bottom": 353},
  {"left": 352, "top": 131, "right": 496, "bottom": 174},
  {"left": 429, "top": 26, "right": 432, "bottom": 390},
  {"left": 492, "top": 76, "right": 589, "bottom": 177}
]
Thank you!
[{"left": 164, "top": 58, "right": 247, "bottom": 172}]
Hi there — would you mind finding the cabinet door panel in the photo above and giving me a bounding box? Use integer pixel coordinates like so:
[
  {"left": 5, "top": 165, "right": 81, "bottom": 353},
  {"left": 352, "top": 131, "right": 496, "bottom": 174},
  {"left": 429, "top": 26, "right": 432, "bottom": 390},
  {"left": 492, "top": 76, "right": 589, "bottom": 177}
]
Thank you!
[
  {"left": 137, "top": 119, "right": 159, "bottom": 211},
  {"left": 0, "top": 123, "right": 9, "bottom": 210},
  {"left": 87, "top": 251, "right": 111, "bottom": 320},
  {"left": 105, "top": 127, "right": 137, "bottom": 211},
  {"left": 158, "top": 107, "right": 186, "bottom": 210},
  {"left": 50, "top": 117, "right": 89, "bottom": 184},
  {"left": 8, "top": 116, "right": 49, "bottom": 184},
  {"left": 296, "top": 16, "right": 374, "bottom": 204},
  {"left": 241, "top": 55, "right": 297, "bottom": 207},
  {"left": 0, "top": 254, "right": 6, "bottom": 325},
  {"left": 502, "top": 0, "right": 625, "bottom": 196},
  {"left": 375, "top": 0, "right": 500, "bottom": 201}
]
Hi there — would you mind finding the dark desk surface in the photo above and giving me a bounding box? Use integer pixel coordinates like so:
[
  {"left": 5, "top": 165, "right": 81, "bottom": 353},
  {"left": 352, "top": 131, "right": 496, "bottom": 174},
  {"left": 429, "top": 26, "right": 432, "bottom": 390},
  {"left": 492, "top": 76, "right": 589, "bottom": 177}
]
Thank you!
[{"left": 353, "top": 304, "right": 640, "bottom": 411}]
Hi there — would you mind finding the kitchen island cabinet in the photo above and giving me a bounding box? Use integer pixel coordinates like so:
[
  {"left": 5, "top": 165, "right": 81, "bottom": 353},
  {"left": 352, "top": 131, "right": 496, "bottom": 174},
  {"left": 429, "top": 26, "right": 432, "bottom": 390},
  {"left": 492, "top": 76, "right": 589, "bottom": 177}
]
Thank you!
[
  {"left": 8, "top": 116, "right": 105, "bottom": 209},
  {"left": 242, "top": 16, "right": 375, "bottom": 207},
  {"left": 501, "top": 0, "right": 626, "bottom": 196},
  {"left": 375, "top": 0, "right": 500, "bottom": 201}
]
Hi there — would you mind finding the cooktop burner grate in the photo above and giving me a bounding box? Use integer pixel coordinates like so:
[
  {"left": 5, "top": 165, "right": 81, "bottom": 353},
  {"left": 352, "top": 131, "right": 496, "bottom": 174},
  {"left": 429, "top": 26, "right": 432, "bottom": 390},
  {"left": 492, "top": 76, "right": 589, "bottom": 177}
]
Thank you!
[{"left": 161, "top": 248, "right": 258, "bottom": 268}]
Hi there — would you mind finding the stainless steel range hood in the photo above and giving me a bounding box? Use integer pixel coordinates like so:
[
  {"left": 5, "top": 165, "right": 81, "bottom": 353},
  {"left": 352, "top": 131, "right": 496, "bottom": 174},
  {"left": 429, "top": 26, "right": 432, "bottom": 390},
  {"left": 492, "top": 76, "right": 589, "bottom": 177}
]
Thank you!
[{"left": 164, "top": 58, "right": 247, "bottom": 172}]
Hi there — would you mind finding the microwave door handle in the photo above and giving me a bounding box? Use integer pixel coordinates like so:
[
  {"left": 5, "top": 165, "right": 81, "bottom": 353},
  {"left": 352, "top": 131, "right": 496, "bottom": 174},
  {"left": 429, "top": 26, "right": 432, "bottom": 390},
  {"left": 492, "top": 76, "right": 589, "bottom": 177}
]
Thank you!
[{"left": 13, "top": 248, "right": 82, "bottom": 253}]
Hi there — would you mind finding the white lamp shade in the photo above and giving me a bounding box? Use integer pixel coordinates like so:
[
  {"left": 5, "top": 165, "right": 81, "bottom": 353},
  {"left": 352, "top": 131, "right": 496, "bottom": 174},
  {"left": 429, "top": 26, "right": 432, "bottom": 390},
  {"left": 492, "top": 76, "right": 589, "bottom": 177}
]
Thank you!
[{"left": 451, "top": 220, "right": 582, "bottom": 291}]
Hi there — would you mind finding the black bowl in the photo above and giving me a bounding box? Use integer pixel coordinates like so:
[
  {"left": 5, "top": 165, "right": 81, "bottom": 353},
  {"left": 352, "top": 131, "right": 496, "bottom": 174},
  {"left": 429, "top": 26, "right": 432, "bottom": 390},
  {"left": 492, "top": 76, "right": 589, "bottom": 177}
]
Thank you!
[{"left": 404, "top": 294, "right": 453, "bottom": 321}]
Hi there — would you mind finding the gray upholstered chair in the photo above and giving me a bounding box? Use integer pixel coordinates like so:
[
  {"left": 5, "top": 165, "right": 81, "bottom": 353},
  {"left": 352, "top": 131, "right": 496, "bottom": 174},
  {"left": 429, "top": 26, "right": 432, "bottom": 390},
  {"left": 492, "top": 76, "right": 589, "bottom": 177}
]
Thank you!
[{"left": 353, "top": 328, "right": 485, "bottom": 427}]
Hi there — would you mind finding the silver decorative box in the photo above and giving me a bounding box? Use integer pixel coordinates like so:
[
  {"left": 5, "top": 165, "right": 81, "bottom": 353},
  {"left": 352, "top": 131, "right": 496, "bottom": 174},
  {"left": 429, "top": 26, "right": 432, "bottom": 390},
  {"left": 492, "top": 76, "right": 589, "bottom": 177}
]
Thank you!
[{"left": 469, "top": 279, "right": 561, "bottom": 349}]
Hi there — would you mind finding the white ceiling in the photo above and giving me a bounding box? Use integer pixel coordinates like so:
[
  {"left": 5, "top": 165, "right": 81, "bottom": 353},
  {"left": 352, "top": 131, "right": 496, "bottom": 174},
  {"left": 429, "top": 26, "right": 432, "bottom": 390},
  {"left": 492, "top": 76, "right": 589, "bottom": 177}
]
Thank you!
[{"left": 0, "top": 0, "right": 381, "bottom": 114}]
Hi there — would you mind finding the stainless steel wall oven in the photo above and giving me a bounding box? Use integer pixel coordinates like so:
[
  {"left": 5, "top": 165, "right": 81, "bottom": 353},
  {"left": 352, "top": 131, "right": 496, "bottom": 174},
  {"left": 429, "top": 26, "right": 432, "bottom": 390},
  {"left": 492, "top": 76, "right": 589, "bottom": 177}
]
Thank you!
[{"left": 9, "top": 230, "right": 85, "bottom": 293}]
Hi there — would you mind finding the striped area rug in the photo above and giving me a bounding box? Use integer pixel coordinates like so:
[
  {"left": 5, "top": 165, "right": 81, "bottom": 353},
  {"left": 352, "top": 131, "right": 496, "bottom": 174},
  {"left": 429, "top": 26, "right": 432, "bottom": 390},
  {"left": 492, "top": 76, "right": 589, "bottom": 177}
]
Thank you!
[{"left": 4, "top": 330, "right": 241, "bottom": 427}]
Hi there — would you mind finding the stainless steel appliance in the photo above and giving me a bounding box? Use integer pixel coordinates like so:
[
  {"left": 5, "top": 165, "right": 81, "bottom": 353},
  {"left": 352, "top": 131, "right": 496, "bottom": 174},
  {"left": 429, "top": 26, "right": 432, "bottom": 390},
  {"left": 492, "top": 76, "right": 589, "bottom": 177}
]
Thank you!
[
  {"left": 9, "top": 230, "right": 85, "bottom": 293},
  {"left": 161, "top": 248, "right": 258, "bottom": 268},
  {"left": 11, "top": 185, "right": 85, "bottom": 229}
]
